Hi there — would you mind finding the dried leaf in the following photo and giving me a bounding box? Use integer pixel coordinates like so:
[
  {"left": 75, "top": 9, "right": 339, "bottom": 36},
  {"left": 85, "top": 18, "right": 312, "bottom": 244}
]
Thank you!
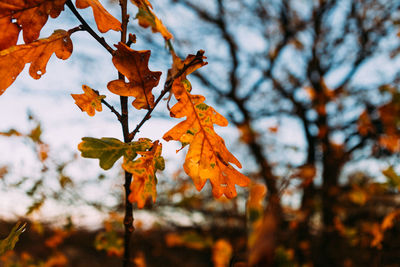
[
  {"left": 76, "top": 0, "right": 121, "bottom": 33},
  {"left": 0, "top": 17, "right": 20, "bottom": 50},
  {"left": 107, "top": 43, "right": 161, "bottom": 110},
  {"left": 163, "top": 52, "right": 250, "bottom": 199},
  {"left": 0, "top": 0, "right": 66, "bottom": 45},
  {"left": 0, "top": 29, "right": 73, "bottom": 95},
  {"left": 123, "top": 141, "right": 164, "bottom": 208},
  {"left": 71, "top": 85, "right": 105, "bottom": 116},
  {"left": 130, "top": 0, "right": 173, "bottom": 40}
]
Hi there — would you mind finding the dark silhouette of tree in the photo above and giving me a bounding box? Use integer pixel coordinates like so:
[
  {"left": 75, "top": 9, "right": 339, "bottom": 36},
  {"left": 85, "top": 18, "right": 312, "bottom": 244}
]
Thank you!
[{"left": 161, "top": 0, "right": 400, "bottom": 265}]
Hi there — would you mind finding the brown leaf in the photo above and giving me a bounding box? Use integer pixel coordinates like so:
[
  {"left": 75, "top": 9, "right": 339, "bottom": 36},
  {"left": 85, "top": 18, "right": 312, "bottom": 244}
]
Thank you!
[
  {"left": 0, "top": 17, "right": 20, "bottom": 50},
  {"left": 0, "top": 29, "right": 73, "bottom": 95},
  {"left": 0, "top": 0, "right": 67, "bottom": 46},
  {"left": 107, "top": 42, "right": 161, "bottom": 110},
  {"left": 76, "top": 0, "right": 121, "bottom": 33},
  {"left": 163, "top": 52, "right": 250, "bottom": 199}
]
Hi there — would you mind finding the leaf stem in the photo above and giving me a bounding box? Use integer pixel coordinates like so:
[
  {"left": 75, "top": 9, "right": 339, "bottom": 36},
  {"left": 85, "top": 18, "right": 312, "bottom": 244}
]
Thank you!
[{"left": 66, "top": 0, "right": 114, "bottom": 54}]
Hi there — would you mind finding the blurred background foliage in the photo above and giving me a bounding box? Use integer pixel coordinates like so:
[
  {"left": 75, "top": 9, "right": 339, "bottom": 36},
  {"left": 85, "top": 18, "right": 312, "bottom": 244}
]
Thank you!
[{"left": 1, "top": 0, "right": 400, "bottom": 266}]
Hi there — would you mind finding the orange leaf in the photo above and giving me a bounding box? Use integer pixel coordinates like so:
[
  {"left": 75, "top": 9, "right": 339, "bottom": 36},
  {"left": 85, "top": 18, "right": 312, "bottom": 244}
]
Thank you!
[
  {"left": 358, "top": 110, "right": 374, "bottom": 136},
  {"left": 75, "top": 0, "right": 121, "bottom": 33},
  {"left": 212, "top": 239, "right": 233, "bottom": 267},
  {"left": 0, "top": 0, "right": 67, "bottom": 45},
  {"left": 163, "top": 52, "right": 250, "bottom": 199},
  {"left": 0, "top": 29, "right": 73, "bottom": 95},
  {"left": 107, "top": 42, "right": 161, "bottom": 110},
  {"left": 71, "top": 85, "right": 105, "bottom": 116},
  {"left": 382, "top": 209, "right": 400, "bottom": 231},
  {"left": 130, "top": 0, "right": 173, "bottom": 40},
  {"left": 247, "top": 183, "right": 267, "bottom": 211},
  {"left": 379, "top": 135, "right": 400, "bottom": 153},
  {"left": 0, "top": 17, "right": 20, "bottom": 50},
  {"left": 123, "top": 141, "right": 163, "bottom": 208}
]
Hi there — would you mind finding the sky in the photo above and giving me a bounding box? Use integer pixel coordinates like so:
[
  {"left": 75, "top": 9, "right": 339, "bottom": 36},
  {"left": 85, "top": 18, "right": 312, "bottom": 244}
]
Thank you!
[
  {"left": 0, "top": 1, "right": 246, "bottom": 228},
  {"left": 1, "top": 0, "right": 400, "bottom": 228},
  {"left": 0, "top": 3, "right": 174, "bottom": 226}
]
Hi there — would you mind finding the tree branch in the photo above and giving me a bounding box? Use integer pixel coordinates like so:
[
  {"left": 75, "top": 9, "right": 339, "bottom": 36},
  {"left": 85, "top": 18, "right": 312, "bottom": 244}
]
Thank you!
[
  {"left": 101, "top": 99, "right": 122, "bottom": 121},
  {"left": 128, "top": 50, "right": 206, "bottom": 141},
  {"left": 66, "top": 0, "right": 114, "bottom": 55}
]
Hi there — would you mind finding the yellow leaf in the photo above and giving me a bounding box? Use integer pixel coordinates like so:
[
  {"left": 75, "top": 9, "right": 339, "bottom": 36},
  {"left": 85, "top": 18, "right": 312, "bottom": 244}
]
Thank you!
[
  {"left": 130, "top": 0, "right": 173, "bottom": 40},
  {"left": 71, "top": 85, "right": 104, "bottom": 116},
  {"left": 348, "top": 187, "right": 368, "bottom": 206},
  {"left": 107, "top": 42, "right": 161, "bottom": 110},
  {"left": 0, "top": 30, "right": 73, "bottom": 95},
  {"left": 163, "top": 52, "right": 250, "bottom": 199},
  {"left": 76, "top": 0, "right": 121, "bottom": 33}
]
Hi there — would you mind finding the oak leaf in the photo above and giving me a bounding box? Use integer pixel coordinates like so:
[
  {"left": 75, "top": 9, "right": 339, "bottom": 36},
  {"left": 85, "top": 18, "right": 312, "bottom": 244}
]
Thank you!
[
  {"left": 0, "top": 29, "right": 73, "bottom": 95},
  {"left": 0, "top": 17, "right": 20, "bottom": 50},
  {"left": 78, "top": 137, "right": 153, "bottom": 170},
  {"left": 130, "top": 0, "right": 173, "bottom": 40},
  {"left": 163, "top": 52, "right": 250, "bottom": 199},
  {"left": 76, "top": 0, "right": 121, "bottom": 33},
  {"left": 0, "top": 0, "right": 67, "bottom": 46},
  {"left": 107, "top": 42, "right": 161, "bottom": 110},
  {"left": 71, "top": 85, "right": 105, "bottom": 116},
  {"left": 123, "top": 140, "right": 164, "bottom": 208}
]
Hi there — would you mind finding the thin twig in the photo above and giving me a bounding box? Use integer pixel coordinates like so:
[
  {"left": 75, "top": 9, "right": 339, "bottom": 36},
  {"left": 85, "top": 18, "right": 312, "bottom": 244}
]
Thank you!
[
  {"left": 67, "top": 25, "right": 85, "bottom": 35},
  {"left": 101, "top": 99, "right": 122, "bottom": 121},
  {"left": 128, "top": 50, "right": 205, "bottom": 141},
  {"left": 66, "top": 0, "right": 114, "bottom": 54}
]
